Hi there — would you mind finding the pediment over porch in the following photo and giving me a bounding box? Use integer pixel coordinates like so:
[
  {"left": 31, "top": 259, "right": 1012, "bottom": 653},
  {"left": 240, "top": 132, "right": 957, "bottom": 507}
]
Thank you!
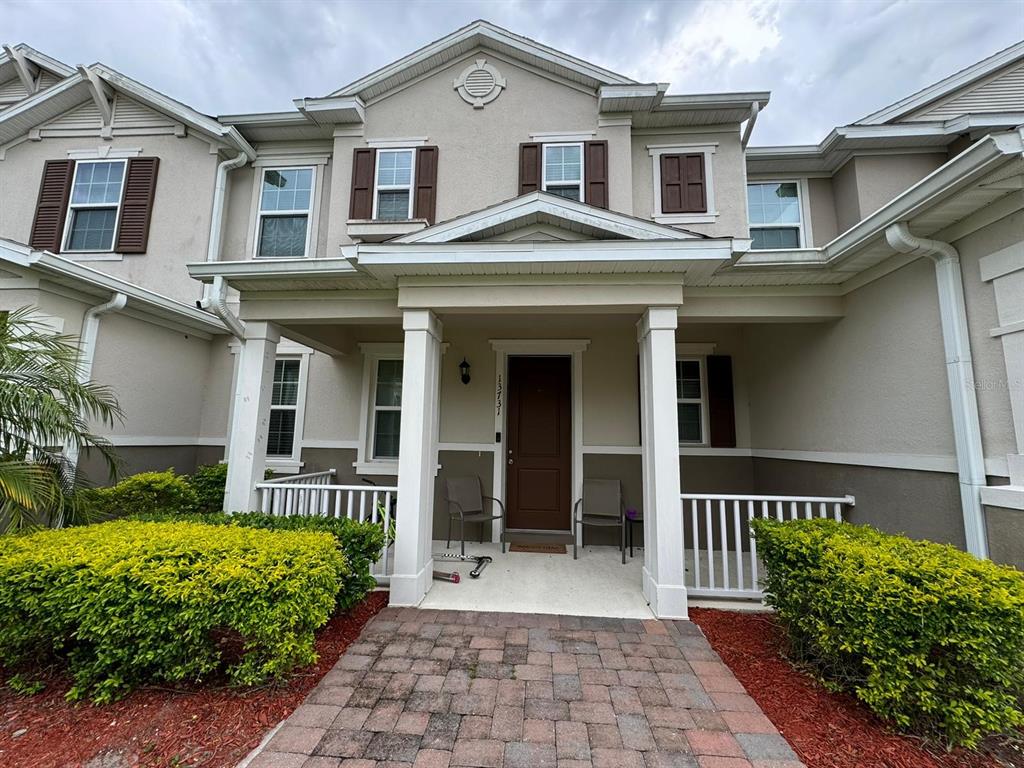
[{"left": 392, "top": 191, "right": 704, "bottom": 244}]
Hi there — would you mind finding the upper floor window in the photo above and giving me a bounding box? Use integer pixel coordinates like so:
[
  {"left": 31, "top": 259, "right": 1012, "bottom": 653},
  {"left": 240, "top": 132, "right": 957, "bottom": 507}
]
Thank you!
[
  {"left": 373, "top": 149, "right": 415, "bottom": 221},
  {"left": 747, "top": 181, "right": 803, "bottom": 250},
  {"left": 256, "top": 167, "right": 315, "bottom": 258},
  {"left": 542, "top": 143, "right": 583, "bottom": 201},
  {"left": 63, "top": 160, "right": 126, "bottom": 252}
]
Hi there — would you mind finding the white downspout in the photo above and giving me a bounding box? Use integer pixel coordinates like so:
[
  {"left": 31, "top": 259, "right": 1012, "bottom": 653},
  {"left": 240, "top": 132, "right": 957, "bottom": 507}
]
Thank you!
[
  {"left": 885, "top": 222, "right": 989, "bottom": 557},
  {"left": 198, "top": 150, "right": 248, "bottom": 339},
  {"left": 66, "top": 292, "right": 128, "bottom": 474}
]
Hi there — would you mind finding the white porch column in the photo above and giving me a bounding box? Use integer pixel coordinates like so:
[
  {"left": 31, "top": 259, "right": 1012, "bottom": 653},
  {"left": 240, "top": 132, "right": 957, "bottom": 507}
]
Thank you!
[
  {"left": 637, "top": 307, "right": 688, "bottom": 619},
  {"left": 391, "top": 310, "right": 443, "bottom": 606},
  {"left": 224, "top": 321, "right": 280, "bottom": 512}
]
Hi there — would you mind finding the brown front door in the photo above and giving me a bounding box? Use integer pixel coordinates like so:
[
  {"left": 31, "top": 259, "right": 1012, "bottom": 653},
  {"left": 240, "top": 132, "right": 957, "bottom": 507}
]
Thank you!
[{"left": 506, "top": 355, "right": 572, "bottom": 530}]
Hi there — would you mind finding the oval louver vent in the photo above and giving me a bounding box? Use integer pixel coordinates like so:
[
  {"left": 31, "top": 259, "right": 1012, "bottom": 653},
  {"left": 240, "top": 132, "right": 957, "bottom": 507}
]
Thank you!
[
  {"left": 465, "top": 69, "right": 495, "bottom": 97},
  {"left": 454, "top": 59, "right": 506, "bottom": 108}
]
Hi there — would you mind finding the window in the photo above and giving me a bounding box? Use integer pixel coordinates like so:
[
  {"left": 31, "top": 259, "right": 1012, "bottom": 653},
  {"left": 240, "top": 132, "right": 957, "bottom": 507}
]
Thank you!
[
  {"left": 267, "top": 359, "right": 301, "bottom": 457},
  {"left": 676, "top": 359, "right": 707, "bottom": 444},
  {"left": 373, "top": 149, "right": 415, "bottom": 221},
  {"left": 63, "top": 160, "right": 126, "bottom": 252},
  {"left": 647, "top": 144, "right": 717, "bottom": 223},
  {"left": 542, "top": 143, "right": 583, "bottom": 201},
  {"left": 256, "top": 167, "right": 315, "bottom": 258},
  {"left": 748, "top": 181, "right": 803, "bottom": 249},
  {"left": 371, "top": 359, "right": 403, "bottom": 459}
]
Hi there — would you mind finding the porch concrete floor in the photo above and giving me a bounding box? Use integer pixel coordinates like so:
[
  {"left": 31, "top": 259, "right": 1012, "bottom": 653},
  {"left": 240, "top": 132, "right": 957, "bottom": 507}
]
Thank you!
[
  {"left": 246, "top": 606, "right": 804, "bottom": 768},
  {"left": 420, "top": 542, "right": 654, "bottom": 620}
]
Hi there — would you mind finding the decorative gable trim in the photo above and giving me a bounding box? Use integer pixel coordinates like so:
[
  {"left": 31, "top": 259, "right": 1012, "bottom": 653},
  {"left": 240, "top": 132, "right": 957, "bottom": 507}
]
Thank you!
[{"left": 393, "top": 191, "right": 699, "bottom": 244}]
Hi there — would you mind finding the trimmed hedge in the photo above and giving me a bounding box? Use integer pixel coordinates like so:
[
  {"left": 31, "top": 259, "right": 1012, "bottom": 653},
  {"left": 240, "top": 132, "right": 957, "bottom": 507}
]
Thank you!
[
  {"left": 87, "top": 469, "right": 198, "bottom": 517},
  {"left": 751, "top": 518, "right": 1024, "bottom": 747},
  {"left": 134, "top": 511, "right": 386, "bottom": 611},
  {"left": 187, "top": 463, "right": 230, "bottom": 513},
  {"left": 0, "top": 520, "right": 346, "bottom": 702}
]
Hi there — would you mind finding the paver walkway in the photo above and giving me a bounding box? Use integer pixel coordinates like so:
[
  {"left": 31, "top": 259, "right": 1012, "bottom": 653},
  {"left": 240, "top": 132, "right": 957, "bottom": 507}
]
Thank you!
[{"left": 247, "top": 607, "right": 802, "bottom": 768}]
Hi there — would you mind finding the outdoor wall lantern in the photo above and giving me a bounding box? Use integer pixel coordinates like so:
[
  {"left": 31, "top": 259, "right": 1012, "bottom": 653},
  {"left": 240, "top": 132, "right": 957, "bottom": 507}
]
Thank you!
[{"left": 459, "top": 358, "right": 471, "bottom": 385}]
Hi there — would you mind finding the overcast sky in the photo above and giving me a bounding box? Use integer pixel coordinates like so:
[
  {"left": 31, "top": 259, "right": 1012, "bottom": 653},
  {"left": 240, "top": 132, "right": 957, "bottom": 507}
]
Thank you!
[{"left": 3, "top": 0, "right": 1022, "bottom": 145}]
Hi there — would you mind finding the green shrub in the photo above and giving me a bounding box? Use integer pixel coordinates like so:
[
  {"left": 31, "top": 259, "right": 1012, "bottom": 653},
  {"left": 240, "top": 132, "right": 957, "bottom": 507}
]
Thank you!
[
  {"left": 751, "top": 518, "right": 1024, "bottom": 747},
  {"left": 134, "top": 511, "right": 385, "bottom": 611},
  {"left": 188, "top": 463, "right": 229, "bottom": 512},
  {"left": 0, "top": 520, "right": 345, "bottom": 703},
  {"left": 89, "top": 470, "right": 198, "bottom": 517}
]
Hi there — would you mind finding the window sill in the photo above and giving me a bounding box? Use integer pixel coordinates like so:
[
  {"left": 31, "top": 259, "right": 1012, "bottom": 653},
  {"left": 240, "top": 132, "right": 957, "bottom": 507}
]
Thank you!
[
  {"left": 266, "top": 459, "right": 304, "bottom": 475},
  {"left": 347, "top": 219, "right": 428, "bottom": 243},
  {"left": 653, "top": 213, "right": 718, "bottom": 225},
  {"left": 353, "top": 460, "right": 399, "bottom": 476}
]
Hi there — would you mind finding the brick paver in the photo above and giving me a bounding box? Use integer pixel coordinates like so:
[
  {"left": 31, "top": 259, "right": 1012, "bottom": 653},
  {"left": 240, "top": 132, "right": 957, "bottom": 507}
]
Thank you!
[{"left": 246, "top": 607, "right": 803, "bottom": 768}]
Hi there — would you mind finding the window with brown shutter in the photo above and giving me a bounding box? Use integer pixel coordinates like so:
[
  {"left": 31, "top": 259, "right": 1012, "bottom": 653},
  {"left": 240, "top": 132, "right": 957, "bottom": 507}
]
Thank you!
[
  {"left": 413, "top": 146, "right": 439, "bottom": 224},
  {"left": 349, "top": 148, "right": 376, "bottom": 220},
  {"left": 518, "top": 142, "right": 542, "bottom": 195},
  {"left": 29, "top": 159, "right": 75, "bottom": 251},
  {"left": 583, "top": 140, "right": 608, "bottom": 209},
  {"left": 660, "top": 153, "right": 706, "bottom": 214},
  {"left": 115, "top": 157, "right": 159, "bottom": 254}
]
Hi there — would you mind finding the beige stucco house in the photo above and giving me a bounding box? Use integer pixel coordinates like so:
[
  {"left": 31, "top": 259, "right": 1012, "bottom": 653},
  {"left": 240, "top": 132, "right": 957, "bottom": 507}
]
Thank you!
[{"left": 1, "top": 25, "right": 1022, "bottom": 617}]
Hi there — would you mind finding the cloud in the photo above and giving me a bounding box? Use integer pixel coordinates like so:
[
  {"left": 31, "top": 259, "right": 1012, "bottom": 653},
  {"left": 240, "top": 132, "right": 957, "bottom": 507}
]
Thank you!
[{"left": 1, "top": 0, "right": 1019, "bottom": 144}]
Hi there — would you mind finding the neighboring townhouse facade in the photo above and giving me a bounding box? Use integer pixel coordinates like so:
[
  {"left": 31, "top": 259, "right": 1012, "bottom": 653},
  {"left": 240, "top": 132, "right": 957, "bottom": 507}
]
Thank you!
[{"left": 0, "top": 27, "right": 1021, "bottom": 617}]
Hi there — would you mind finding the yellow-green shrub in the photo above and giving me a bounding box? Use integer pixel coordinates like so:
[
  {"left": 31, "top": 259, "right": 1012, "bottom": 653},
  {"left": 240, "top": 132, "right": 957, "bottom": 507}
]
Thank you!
[
  {"left": 88, "top": 470, "right": 199, "bottom": 517},
  {"left": 751, "top": 518, "right": 1024, "bottom": 747},
  {"left": 0, "top": 520, "right": 346, "bottom": 702}
]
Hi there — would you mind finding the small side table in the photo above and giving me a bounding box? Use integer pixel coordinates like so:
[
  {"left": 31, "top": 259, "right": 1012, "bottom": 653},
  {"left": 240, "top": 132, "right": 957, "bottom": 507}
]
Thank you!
[{"left": 626, "top": 514, "right": 644, "bottom": 558}]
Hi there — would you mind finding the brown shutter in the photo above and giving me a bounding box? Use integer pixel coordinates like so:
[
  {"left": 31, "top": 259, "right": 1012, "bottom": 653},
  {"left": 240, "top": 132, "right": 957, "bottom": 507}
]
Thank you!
[
  {"left": 29, "top": 159, "right": 75, "bottom": 251},
  {"left": 518, "top": 142, "right": 542, "bottom": 195},
  {"left": 707, "top": 355, "right": 736, "bottom": 448},
  {"left": 349, "top": 148, "right": 376, "bottom": 219},
  {"left": 114, "top": 157, "right": 160, "bottom": 254},
  {"left": 413, "top": 145, "right": 439, "bottom": 224},
  {"left": 584, "top": 140, "right": 608, "bottom": 209},
  {"left": 660, "top": 153, "right": 706, "bottom": 214}
]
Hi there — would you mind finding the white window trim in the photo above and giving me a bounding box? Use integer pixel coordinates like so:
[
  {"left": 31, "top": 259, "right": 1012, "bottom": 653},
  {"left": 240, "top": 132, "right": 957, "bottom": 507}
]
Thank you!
[
  {"left": 226, "top": 341, "right": 312, "bottom": 474},
  {"left": 541, "top": 142, "right": 585, "bottom": 202},
  {"left": 372, "top": 148, "right": 416, "bottom": 221},
  {"left": 529, "top": 130, "right": 595, "bottom": 142},
  {"left": 676, "top": 356, "right": 710, "bottom": 447},
  {"left": 367, "top": 137, "right": 428, "bottom": 148},
  {"left": 253, "top": 165, "right": 317, "bottom": 259},
  {"left": 647, "top": 143, "right": 718, "bottom": 225},
  {"left": 355, "top": 342, "right": 403, "bottom": 475},
  {"left": 61, "top": 158, "right": 127, "bottom": 254},
  {"left": 746, "top": 178, "right": 811, "bottom": 250}
]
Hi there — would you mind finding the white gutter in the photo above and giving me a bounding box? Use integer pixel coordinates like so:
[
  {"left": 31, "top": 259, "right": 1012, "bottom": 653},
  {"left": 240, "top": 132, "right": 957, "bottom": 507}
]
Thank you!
[
  {"left": 740, "top": 100, "right": 760, "bottom": 149},
  {"left": 66, "top": 292, "right": 127, "bottom": 473},
  {"left": 885, "top": 222, "right": 989, "bottom": 558},
  {"left": 198, "top": 150, "right": 248, "bottom": 337}
]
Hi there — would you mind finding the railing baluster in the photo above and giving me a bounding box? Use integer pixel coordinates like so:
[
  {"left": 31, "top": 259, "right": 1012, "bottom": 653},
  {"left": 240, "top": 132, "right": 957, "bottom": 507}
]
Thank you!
[
  {"left": 733, "top": 500, "right": 744, "bottom": 591},
  {"left": 690, "top": 499, "right": 700, "bottom": 589},
  {"left": 834, "top": 502, "right": 843, "bottom": 521},
  {"left": 719, "top": 500, "right": 729, "bottom": 590},
  {"left": 775, "top": 501, "right": 783, "bottom": 521},
  {"left": 359, "top": 492, "right": 367, "bottom": 523},
  {"left": 748, "top": 500, "right": 758, "bottom": 591},
  {"left": 804, "top": 501, "right": 812, "bottom": 520},
  {"left": 705, "top": 500, "right": 714, "bottom": 590},
  {"left": 789, "top": 501, "right": 797, "bottom": 520}
]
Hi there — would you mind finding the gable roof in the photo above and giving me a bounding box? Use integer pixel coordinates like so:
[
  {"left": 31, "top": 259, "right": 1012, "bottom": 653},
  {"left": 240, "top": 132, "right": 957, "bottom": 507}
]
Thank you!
[
  {"left": 393, "top": 192, "right": 703, "bottom": 244},
  {"left": 325, "top": 20, "right": 636, "bottom": 103},
  {"left": 0, "top": 44, "right": 74, "bottom": 110},
  {"left": 856, "top": 40, "right": 1024, "bottom": 125},
  {"left": 0, "top": 62, "right": 255, "bottom": 158}
]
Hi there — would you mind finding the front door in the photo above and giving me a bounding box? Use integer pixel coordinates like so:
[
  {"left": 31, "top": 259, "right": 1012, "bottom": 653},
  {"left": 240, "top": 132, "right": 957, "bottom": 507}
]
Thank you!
[{"left": 506, "top": 355, "right": 572, "bottom": 530}]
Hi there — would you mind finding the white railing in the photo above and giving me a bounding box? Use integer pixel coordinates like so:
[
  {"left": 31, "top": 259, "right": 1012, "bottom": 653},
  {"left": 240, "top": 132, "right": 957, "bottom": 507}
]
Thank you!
[
  {"left": 256, "top": 470, "right": 397, "bottom": 583},
  {"left": 679, "top": 493, "right": 855, "bottom": 600}
]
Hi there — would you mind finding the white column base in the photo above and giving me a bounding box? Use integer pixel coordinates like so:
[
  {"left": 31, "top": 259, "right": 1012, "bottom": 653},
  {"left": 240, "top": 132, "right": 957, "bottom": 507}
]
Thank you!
[
  {"left": 388, "top": 559, "right": 434, "bottom": 607},
  {"left": 649, "top": 581, "right": 689, "bottom": 620}
]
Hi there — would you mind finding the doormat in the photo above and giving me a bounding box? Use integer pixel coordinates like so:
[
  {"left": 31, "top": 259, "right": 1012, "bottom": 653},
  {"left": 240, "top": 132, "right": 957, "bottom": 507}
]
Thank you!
[{"left": 509, "top": 543, "right": 567, "bottom": 554}]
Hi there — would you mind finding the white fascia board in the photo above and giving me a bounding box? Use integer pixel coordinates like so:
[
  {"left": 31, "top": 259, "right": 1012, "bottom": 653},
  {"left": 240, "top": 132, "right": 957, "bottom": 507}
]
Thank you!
[
  {"left": 328, "top": 20, "right": 635, "bottom": 99},
  {"left": 395, "top": 191, "right": 694, "bottom": 243},
  {"left": 91, "top": 65, "right": 256, "bottom": 159},
  {"left": 353, "top": 239, "right": 735, "bottom": 266},
  {"left": 8, "top": 44, "right": 75, "bottom": 78},
  {"left": 856, "top": 40, "right": 1024, "bottom": 125},
  {"left": 293, "top": 96, "right": 365, "bottom": 125},
  {"left": 187, "top": 257, "right": 362, "bottom": 283},
  {"left": 657, "top": 91, "right": 771, "bottom": 110},
  {"left": 0, "top": 72, "right": 86, "bottom": 126},
  {"left": 0, "top": 241, "right": 225, "bottom": 335}
]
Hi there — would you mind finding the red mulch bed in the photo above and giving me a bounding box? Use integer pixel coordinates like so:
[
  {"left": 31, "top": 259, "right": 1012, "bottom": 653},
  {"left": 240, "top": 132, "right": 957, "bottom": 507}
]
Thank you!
[
  {"left": 690, "top": 608, "right": 1021, "bottom": 768},
  {"left": 0, "top": 590, "right": 388, "bottom": 768}
]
